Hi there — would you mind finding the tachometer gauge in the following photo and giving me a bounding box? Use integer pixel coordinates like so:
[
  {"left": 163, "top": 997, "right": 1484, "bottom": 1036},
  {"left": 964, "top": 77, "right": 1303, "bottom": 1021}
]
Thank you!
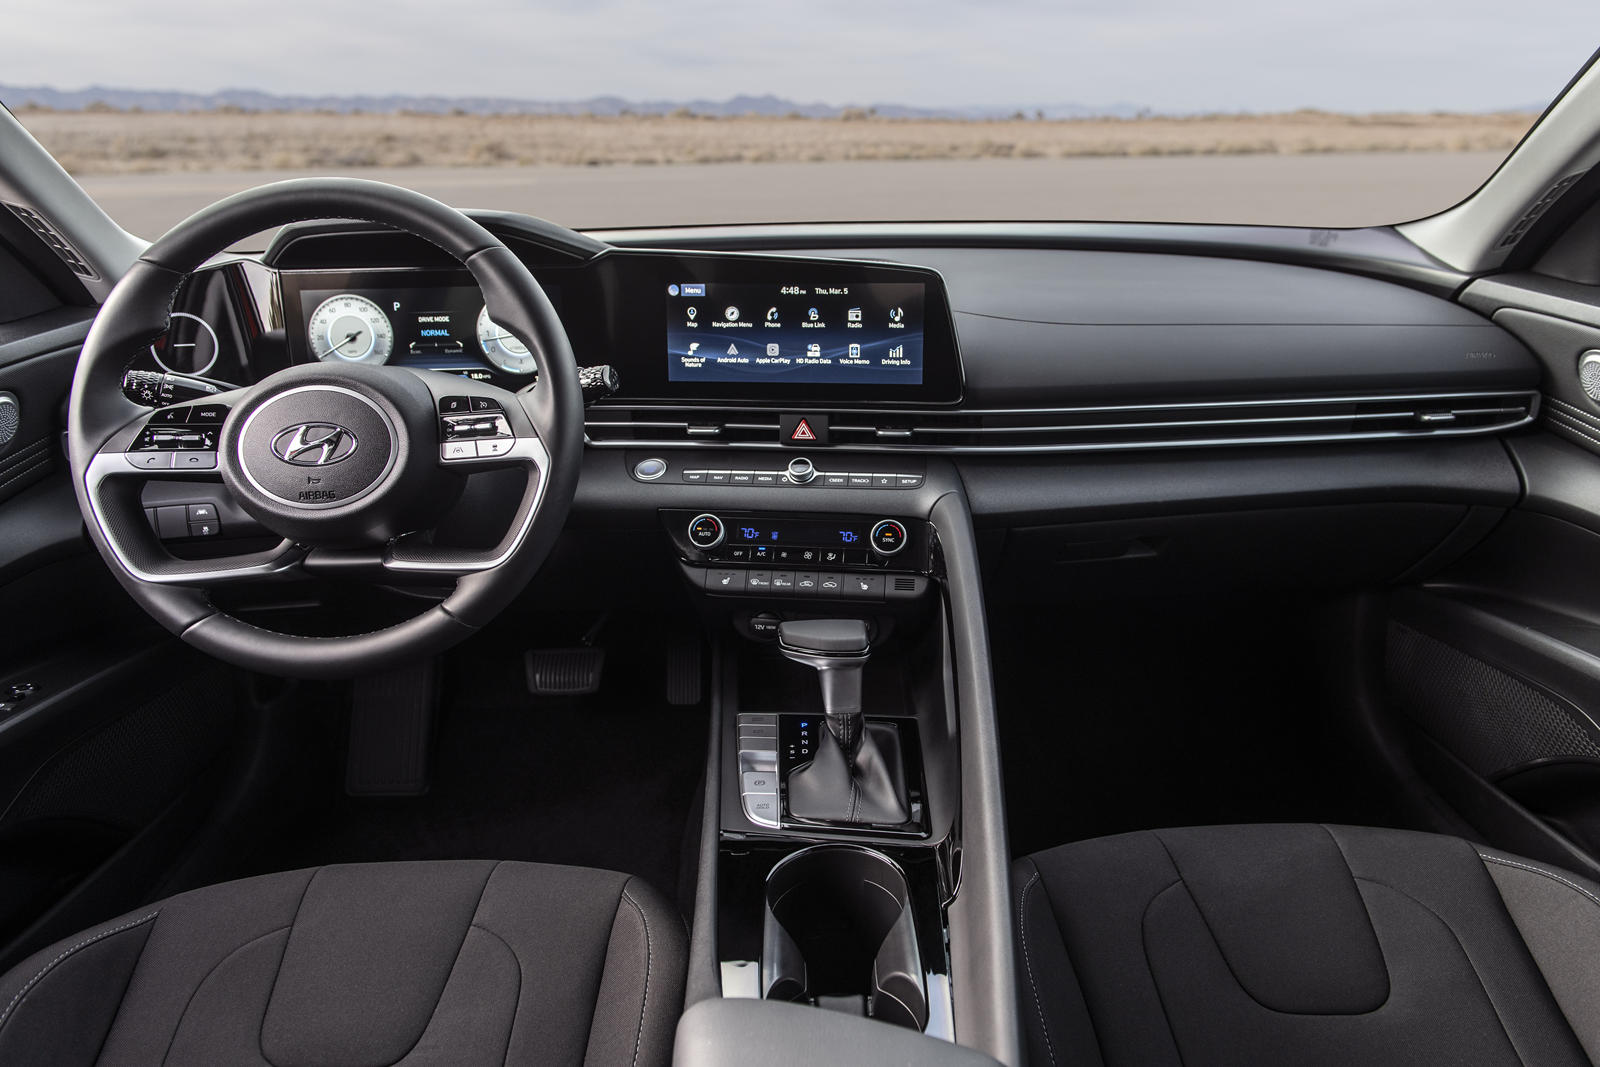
[
  {"left": 476, "top": 305, "right": 537, "bottom": 375},
  {"left": 308, "top": 294, "right": 394, "bottom": 364}
]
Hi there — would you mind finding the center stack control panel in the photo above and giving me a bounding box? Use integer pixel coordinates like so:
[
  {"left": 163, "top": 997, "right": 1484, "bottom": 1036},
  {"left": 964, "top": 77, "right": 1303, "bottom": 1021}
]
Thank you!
[{"left": 662, "top": 505, "right": 933, "bottom": 605}]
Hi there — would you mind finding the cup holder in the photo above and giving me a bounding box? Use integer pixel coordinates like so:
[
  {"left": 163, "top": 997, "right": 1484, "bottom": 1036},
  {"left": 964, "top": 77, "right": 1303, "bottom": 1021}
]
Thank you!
[{"left": 760, "top": 844, "right": 929, "bottom": 1031}]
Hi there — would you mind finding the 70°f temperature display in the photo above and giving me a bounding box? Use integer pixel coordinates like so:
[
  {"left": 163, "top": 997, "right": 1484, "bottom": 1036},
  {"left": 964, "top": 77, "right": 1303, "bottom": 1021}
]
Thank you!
[{"left": 729, "top": 521, "right": 873, "bottom": 546}]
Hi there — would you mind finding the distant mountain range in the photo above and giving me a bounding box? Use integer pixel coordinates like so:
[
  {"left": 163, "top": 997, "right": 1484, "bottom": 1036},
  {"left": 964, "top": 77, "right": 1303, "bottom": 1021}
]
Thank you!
[{"left": 0, "top": 84, "right": 1154, "bottom": 119}]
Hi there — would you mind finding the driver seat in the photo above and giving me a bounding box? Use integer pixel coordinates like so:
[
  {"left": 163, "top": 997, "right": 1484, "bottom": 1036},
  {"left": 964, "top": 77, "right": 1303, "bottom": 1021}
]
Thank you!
[{"left": 0, "top": 859, "right": 685, "bottom": 1065}]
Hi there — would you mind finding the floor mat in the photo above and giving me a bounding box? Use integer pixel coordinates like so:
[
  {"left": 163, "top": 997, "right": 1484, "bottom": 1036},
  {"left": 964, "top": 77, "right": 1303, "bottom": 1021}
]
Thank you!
[
  {"left": 992, "top": 593, "right": 1398, "bottom": 858},
  {"left": 238, "top": 621, "right": 708, "bottom": 906}
]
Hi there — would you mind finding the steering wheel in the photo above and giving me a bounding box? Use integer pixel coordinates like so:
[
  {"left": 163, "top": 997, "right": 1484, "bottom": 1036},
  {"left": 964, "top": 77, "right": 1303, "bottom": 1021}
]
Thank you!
[{"left": 67, "top": 178, "right": 584, "bottom": 679}]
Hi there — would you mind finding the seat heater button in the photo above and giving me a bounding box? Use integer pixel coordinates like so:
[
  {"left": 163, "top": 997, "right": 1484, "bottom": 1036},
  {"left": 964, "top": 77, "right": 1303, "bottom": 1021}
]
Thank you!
[
  {"left": 126, "top": 451, "right": 174, "bottom": 470},
  {"left": 442, "top": 441, "right": 476, "bottom": 461},
  {"left": 742, "top": 771, "right": 779, "bottom": 794},
  {"left": 476, "top": 438, "right": 515, "bottom": 458},
  {"left": 844, "top": 573, "right": 885, "bottom": 601},
  {"left": 704, "top": 568, "right": 746, "bottom": 594}
]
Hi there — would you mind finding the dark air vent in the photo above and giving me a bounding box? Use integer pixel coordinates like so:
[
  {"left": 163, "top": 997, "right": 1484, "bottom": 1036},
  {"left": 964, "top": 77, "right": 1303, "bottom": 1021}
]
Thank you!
[
  {"left": 5, "top": 202, "right": 98, "bottom": 279},
  {"left": 1498, "top": 172, "right": 1586, "bottom": 249},
  {"left": 586, "top": 391, "right": 1538, "bottom": 455}
]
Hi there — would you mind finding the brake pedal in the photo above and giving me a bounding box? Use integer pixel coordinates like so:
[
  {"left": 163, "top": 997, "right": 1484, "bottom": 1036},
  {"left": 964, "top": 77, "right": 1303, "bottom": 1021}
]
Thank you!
[{"left": 525, "top": 647, "right": 606, "bottom": 696}]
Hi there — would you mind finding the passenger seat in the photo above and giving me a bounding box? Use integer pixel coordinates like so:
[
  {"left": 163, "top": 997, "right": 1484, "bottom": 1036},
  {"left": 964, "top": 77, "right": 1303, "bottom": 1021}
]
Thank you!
[{"left": 1014, "top": 824, "right": 1600, "bottom": 1065}]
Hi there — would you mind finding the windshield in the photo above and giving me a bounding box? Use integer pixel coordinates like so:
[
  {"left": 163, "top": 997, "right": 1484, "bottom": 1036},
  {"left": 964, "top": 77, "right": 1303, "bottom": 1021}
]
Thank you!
[{"left": 6, "top": 1, "right": 1598, "bottom": 237}]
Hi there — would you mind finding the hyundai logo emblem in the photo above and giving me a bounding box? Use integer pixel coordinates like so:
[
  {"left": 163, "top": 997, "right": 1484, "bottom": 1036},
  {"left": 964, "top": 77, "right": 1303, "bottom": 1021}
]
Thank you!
[{"left": 270, "top": 423, "right": 358, "bottom": 466}]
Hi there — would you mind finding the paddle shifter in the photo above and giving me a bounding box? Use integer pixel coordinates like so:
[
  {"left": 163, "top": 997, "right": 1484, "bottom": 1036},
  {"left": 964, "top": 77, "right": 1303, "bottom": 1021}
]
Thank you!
[{"left": 778, "top": 620, "right": 910, "bottom": 826}]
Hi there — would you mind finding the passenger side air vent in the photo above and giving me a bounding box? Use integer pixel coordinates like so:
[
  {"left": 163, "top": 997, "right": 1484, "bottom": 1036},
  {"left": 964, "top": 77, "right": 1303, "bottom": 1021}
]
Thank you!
[
  {"left": 4, "top": 202, "right": 98, "bottom": 279},
  {"left": 586, "top": 391, "right": 1538, "bottom": 455}
]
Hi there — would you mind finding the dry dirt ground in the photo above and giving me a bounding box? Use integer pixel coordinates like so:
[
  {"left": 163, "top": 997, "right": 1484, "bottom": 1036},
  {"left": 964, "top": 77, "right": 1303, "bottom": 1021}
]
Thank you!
[{"left": 17, "top": 108, "right": 1537, "bottom": 174}]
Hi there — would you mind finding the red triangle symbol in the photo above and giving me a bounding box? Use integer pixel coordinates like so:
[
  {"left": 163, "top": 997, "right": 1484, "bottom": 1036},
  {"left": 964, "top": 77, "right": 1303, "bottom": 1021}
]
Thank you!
[{"left": 791, "top": 418, "right": 817, "bottom": 441}]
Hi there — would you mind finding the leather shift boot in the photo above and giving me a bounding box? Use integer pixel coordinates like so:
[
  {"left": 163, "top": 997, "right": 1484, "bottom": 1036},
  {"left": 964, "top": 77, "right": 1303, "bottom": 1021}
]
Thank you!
[{"left": 788, "top": 721, "right": 910, "bottom": 825}]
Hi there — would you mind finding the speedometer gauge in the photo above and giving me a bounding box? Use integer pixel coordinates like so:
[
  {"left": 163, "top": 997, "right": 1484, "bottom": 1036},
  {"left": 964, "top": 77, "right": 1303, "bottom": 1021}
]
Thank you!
[
  {"left": 308, "top": 294, "right": 394, "bottom": 364},
  {"left": 477, "top": 305, "right": 537, "bottom": 375}
]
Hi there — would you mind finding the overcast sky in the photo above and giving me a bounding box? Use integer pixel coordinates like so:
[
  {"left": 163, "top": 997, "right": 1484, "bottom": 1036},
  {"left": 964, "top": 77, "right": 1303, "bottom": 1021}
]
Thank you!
[{"left": 8, "top": 0, "right": 1600, "bottom": 113}]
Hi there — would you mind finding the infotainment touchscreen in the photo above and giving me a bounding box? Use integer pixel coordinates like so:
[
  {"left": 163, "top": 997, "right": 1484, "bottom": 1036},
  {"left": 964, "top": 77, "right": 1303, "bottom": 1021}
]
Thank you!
[{"left": 665, "top": 281, "right": 925, "bottom": 387}]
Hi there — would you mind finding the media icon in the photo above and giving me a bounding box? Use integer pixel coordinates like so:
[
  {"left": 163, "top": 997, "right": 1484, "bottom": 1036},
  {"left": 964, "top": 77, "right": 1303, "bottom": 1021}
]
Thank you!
[
  {"left": 889, "top": 307, "right": 904, "bottom": 323},
  {"left": 848, "top": 343, "right": 861, "bottom": 357},
  {"left": 847, "top": 307, "right": 862, "bottom": 322},
  {"left": 807, "top": 308, "right": 819, "bottom": 321},
  {"left": 766, "top": 343, "right": 780, "bottom": 356},
  {"left": 766, "top": 307, "right": 779, "bottom": 321},
  {"left": 724, "top": 306, "right": 740, "bottom": 321}
]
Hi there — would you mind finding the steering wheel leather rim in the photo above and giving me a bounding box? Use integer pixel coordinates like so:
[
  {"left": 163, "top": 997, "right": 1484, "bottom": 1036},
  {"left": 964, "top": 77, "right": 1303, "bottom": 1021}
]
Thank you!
[{"left": 67, "top": 177, "right": 585, "bottom": 678}]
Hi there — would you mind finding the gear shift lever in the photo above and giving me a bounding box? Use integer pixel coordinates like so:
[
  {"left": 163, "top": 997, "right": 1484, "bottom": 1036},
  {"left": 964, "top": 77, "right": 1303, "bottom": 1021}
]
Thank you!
[
  {"left": 778, "top": 619, "right": 871, "bottom": 755},
  {"left": 778, "top": 620, "right": 910, "bottom": 825}
]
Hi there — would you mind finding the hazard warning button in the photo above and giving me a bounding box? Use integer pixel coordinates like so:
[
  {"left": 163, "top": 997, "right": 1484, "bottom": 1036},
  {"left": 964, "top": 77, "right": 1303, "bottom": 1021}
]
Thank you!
[{"left": 779, "top": 413, "right": 829, "bottom": 446}]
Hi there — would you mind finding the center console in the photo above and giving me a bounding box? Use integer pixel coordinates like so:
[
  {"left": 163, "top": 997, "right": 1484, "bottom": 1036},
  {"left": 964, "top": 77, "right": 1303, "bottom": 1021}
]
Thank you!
[{"left": 651, "top": 454, "right": 1014, "bottom": 1059}]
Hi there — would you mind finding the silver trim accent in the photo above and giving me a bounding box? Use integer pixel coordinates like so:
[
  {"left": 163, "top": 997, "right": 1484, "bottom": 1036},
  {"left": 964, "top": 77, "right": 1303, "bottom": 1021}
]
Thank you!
[
  {"left": 83, "top": 451, "right": 303, "bottom": 586},
  {"left": 236, "top": 385, "right": 398, "bottom": 510},
  {"left": 687, "top": 513, "right": 725, "bottom": 549},
  {"left": 871, "top": 520, "right": 908, "bottom": 557},
  {"left": 149, "top": 312, "right": 221, "bottom": 377},
  {"left": 584, "top": 390, "right": 1538, "bottom": 455},
  {"left": 380, "top": 435, "right": 551, "bottom": 575}
]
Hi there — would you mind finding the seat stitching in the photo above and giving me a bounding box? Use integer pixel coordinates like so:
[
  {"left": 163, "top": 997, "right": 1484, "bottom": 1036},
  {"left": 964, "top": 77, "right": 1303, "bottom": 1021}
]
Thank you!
[
  {"left": 619, "top": 885, "right": 653, "bottom": 1067},
  {"left": 255, "top": 867, "right": 323, "bottom": 1067},
  {"left": 1353, "top": 875, "right": 1528, "bottom": 1067},
  {"left": 0, "top": 910, "right": 159, "bottom": 1036},
  {"left": 387, "top": 860, "right": 504, "bottom": 1066},
  {"left": 1480, "top": 853, "right": 1600, "bottom": 914},
  {"left": 160, "top": 924, "right": 297, "bottom": 1066},
  {"left": 1017, "top": 869, "right": 1059, "bottom": 1067},
  {"left": 464, "top": 923, "right": 523, "bottom": 1067}
]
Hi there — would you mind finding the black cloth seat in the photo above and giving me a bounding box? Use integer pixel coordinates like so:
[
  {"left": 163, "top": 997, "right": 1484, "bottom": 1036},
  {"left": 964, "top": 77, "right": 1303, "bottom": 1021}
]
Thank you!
[
  {"left": 0, "top": 859, "right": 686, "bottom": 1066},
  {"left": 1015, "top": 824, "right": 1600, "bottom": 1067}
]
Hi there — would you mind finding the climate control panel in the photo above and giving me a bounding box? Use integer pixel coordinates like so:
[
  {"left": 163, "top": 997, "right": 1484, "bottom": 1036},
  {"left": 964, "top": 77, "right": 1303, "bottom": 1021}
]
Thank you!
[{"left": 662, "top": 509, "right": 932, "bottom": 603}]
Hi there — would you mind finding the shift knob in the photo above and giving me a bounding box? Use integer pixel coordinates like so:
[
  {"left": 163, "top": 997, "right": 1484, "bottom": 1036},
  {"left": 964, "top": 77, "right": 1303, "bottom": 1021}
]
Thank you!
[{"left": 778, "top": 620, "right": 870, "bottom": 756}]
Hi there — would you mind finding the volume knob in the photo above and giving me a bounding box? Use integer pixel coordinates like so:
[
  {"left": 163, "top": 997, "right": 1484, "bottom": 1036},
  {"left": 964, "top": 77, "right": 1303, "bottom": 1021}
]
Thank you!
[{"left": 787, "top": 457, "right": 817, "bottom": 484}]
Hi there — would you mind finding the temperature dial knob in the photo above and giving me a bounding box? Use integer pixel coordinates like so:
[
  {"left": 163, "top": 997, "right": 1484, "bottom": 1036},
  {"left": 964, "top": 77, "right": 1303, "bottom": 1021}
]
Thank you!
[
  {"left": 688, "top": 513, "right": 725, "bottom": 549},
  {"left": 870, "top": 519, "right": 908, "bottom": 556}
]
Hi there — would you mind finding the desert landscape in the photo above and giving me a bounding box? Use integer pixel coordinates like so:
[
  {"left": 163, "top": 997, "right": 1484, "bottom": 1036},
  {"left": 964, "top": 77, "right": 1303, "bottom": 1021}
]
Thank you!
[
  {"left": 7, "top": 106, "right": 1538, "bottom": 233},
  {"left": 15, "top": 107, "right": 1539, "bottom": 174}
]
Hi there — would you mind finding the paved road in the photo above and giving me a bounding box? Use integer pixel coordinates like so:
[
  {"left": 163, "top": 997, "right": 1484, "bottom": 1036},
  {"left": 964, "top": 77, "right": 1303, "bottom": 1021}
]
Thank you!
[{"left": 75, "top": 152, "right": 1503, "bottom": 239}]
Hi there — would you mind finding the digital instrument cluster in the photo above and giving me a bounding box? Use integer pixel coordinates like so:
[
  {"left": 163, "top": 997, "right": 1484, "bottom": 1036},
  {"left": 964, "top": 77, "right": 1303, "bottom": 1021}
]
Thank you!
[{"left": 281, "top": 270, "right": 542, "bottom": 382}]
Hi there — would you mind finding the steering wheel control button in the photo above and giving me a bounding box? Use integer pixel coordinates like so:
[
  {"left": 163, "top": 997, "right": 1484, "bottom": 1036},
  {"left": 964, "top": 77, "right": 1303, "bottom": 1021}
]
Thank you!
[
  {"left": 633, "top": 458, "right": 667, "bottom": 481},
  {"left": 438, "top": 395, "right": 471, "bottom": 414},
  {"left": 174, "top": 451, "right": 218, "bottom": 470},
  {"left": 476, "top": 438, "right": 515, "bottom": 458},
  {"left": 688, "top": 513, "right": 725, "bottom": 549},
  {"left": 151, "top": 406, "right": 190, "bottom": 425},
  {"left": 186, "top": 503, "right": 218, "bottom": 524},
  {"left": 871, "top": 519, "right": 908, "bottom": 556},
  {"left": 126, "top": 451, "right": 174, "bottom": 470},
  {"left": 189, "top": 403, "right": 230, "bottom": 424},
  {"left": 442, "top": 440, "right": 476, "bottom": 461},
  {"left": 469, "top": 396, "right": 502, "bottom": 412},
  {"left": 786, "top": 457, "right": 817, "bottom": 484}
]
